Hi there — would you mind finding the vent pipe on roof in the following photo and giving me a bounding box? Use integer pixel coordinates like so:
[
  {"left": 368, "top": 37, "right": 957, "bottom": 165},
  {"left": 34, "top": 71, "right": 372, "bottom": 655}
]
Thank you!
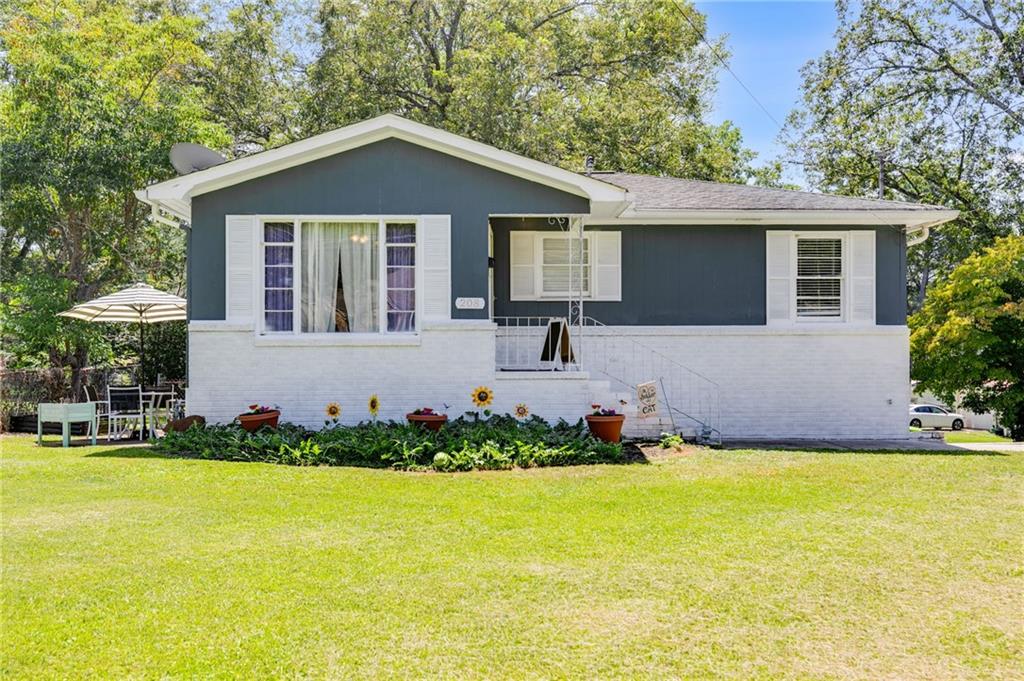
[{"left": 584, "top": 155, "right": 595, "bottom": 176}]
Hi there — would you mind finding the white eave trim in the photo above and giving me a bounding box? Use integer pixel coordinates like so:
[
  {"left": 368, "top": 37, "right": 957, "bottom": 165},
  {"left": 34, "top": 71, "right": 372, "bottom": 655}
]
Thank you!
[
  {"left": 136, "top": 114, "right": 627, "bottom": 220},
  {"left": 585, "top": 208, "right": 959, "bottom": 228}
]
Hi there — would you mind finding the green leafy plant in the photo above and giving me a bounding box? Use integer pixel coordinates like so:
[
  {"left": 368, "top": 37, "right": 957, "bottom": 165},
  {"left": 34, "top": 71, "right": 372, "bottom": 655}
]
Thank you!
[
  {"left": 660, "top": 433, "right": 686, "bottom": 449},
  {"left": 910, "top": 236, "right": 1024, "bottom": 440},
  {"left": 155, "top": 414, "right": 625, "bottom": 471}
]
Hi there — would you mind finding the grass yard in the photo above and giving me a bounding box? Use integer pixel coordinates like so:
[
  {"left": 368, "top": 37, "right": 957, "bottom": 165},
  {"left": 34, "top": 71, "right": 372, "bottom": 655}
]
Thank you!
[
  {"left": 3, "top": 435, "right": 1022, "bottom": 679},
  {"left": 944, "top": 429, "right": 1014, "bottom": 444}
]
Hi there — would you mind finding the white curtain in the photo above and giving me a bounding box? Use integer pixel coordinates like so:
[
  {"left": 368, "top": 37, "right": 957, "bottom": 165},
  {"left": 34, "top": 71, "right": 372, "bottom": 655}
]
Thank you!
[
  {"left": 338, "top": 223, "right": 379, "bottom": 332},
  {"left": 301, "top": 222, "right": 378, "bottom": 333},
  {"left": 301, "top": 222, "right": 342, "bottom": 333}
]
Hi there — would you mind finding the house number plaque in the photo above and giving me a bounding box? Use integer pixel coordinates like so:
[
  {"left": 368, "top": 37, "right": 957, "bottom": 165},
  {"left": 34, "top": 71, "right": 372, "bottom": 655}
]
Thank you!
[{"left": 455, "top": 297, "right": 485, "bottom": 310}]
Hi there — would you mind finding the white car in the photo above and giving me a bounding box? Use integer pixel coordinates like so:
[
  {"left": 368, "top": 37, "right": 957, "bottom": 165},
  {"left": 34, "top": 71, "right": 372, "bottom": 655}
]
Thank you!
[{"left": 909, "top": 404, "right": 965, "bottom": 431}]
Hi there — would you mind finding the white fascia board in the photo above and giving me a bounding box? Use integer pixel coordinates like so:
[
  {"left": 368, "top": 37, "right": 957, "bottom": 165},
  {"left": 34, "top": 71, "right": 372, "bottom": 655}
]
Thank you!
[
  {"left": 586, "top": 208, "right": 959, "bottom": 227},
  {"left": 138, "top": 114, "right": 627, "bottom": 212},
  {"left": 134, "top": 190, "right": 190, "bottom": 222}
]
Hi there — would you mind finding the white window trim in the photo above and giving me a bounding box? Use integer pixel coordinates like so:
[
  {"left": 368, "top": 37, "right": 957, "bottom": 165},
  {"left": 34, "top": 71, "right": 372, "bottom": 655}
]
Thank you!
[
  {"left": 767, "top": 230, "right": 877, "bottom": 326},
  {"left": 256, "top": 215, "right": 422, "bottom": 339},
  {"left": 793, "top": 231, "right": 847, "bottom": 324},
  {"left": 510, "top": 231, "right": 595, "bottom": 302}
]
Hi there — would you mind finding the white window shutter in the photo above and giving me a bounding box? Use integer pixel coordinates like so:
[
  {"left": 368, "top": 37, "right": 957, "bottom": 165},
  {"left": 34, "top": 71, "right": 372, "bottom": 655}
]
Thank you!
[
  {"left": 225, "top": 215, "right": 256, "bottom": 324},
  {"left": 421, "top": 215, "right": 451, "bottom": 320},
  {"left": 766, "top": 231, "right": 793, "bottom": 324},
  {"left": 593, "top": 231, "right": 622, "bottom": 301},
  {"left": 509, "top": 231, "right": 536, "bottom": 300},
  {"left": 849, "top": 230, "right": 876, "bottom": 323}
]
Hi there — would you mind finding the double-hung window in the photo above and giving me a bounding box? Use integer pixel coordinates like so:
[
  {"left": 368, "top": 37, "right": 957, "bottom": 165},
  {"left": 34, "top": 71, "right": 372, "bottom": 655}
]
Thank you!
[
  {"left": 509, "top": 230, "right": 621, "bottom": 301},
  {"left": 540, "top": 235, "right": 591, "bottom": 297},
  {"left": 795, "top": 237, "right": 844, "bottom": 319},
  {"left": 260, "top": 218, "right": 419, "bottom": 334},
  {"left": 766, "top": 230, "right": 875, "bottom": 325}
]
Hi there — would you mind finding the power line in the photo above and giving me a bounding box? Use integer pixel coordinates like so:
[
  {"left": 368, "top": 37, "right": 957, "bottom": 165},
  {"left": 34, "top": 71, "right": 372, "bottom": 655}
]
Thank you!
[
  {"left": 668, "top": 0, "right": 794, "bottom": 146},
  {"left": 667, "top": 0, "right": 922, "bottom": 233}
]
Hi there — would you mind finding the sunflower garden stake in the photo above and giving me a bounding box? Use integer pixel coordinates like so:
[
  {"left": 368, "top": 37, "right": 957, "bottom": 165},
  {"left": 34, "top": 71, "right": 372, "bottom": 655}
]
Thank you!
[
  {"left": 325, "top": 402, "right": 342, "bottom": 426},
  {"left": 514, "top": 403, "right": 530, "bottom": 419},
  {"left": 368, "top": 394, "right": 380, "bottom": 421},
  {"left": 471, "top": 386, "right": 494, "bottom": 418}
]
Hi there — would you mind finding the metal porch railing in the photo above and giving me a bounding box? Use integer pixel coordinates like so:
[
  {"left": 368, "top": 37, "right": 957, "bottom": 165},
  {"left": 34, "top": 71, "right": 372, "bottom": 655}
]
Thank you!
[{"left": 493, "top": 316, "right": 722, "bottom": 443}]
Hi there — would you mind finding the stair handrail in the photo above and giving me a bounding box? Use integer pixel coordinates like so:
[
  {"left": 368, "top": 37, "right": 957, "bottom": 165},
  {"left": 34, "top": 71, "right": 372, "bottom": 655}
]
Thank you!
[{"left": 580, "top": 317, "right": 722, "bottom": 442}]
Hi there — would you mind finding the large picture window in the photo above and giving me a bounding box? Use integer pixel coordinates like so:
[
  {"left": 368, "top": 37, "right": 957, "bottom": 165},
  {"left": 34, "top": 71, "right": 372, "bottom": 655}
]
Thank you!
[{"left": 261, "top": 218, "right": 418, "bottom": 334}]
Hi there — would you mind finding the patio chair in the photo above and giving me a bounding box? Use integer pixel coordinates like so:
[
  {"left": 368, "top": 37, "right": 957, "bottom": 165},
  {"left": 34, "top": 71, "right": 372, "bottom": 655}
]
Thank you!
[
  {"left": 107, "top": 386, "right": 145, "bottom": 441},
  {"left": 82, "top": 384, "right": 109, "bottom": 434},
  {"left": 147, "top": 384, "right": 177, "bottom": 435}
]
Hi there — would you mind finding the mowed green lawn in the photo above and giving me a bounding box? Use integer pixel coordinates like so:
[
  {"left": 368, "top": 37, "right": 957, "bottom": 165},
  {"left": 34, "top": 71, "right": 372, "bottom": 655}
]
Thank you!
[
  {"left": 944, "top": 429, "right": 1013, "bottom": 444},
  {"left": 3, "top": 435, "right": 1022, "bottom": 679}
]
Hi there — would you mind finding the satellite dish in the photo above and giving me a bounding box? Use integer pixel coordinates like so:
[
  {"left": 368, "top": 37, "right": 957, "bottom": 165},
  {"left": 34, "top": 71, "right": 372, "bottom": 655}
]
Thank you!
[{"left": 170, "top": 143, "right": 226, "bottom": 175}]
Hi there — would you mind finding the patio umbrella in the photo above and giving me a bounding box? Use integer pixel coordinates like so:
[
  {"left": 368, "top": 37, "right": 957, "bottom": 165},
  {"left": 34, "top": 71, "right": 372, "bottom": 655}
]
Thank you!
[{"left": 58, "top": 283, "right": 187, "bottom": 383}]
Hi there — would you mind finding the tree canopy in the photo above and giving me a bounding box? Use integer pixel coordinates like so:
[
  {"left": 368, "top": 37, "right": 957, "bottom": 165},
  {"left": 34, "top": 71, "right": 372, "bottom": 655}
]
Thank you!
[
  {"left": 0, "top": 0, "right": 228, "bottom": 390},
  {"left": 305, "top": 0, "right": 756, "bottom": 181},
  {"left": 910, "top": 235, "right": 1024, "bottom": 440},
  {"left": 2, "top": 0, "right": 769, "bottom": 385},
  {"left": 788, "top": 0, "right": 1023, "bottom": 308}
]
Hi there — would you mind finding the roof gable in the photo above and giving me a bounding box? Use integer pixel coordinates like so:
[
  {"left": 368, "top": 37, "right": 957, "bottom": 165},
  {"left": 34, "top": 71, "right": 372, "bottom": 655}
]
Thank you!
[{"left": 138, "top": 114, "right": 627, "bottom": 220}]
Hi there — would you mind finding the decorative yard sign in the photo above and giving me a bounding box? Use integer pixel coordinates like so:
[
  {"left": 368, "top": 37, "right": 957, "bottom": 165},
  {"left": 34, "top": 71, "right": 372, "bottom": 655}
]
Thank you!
[
  {"left": 636, "top": 381, "right": 659, "bottom": 418},
  {"left": 455, "top": 297, "right": 485, "bottom": 310}
]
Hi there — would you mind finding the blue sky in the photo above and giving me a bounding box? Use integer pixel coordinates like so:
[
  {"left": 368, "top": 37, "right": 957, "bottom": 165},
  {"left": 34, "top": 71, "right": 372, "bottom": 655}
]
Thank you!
[{"left": 695, "top": 1, "right": 839, "bottom": 180}]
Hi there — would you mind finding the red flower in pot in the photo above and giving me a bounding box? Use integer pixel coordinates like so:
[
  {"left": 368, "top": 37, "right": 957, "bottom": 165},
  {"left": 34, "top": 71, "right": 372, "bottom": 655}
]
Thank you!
[
  {"left": 406, "top": 407, "right": 448, "bottom": 431},
  {"left": 237, "top": 404, "right": 280, "bottom": 432},
  {"left": 585, "top": 403, "right": 627, "bottom": 443}
]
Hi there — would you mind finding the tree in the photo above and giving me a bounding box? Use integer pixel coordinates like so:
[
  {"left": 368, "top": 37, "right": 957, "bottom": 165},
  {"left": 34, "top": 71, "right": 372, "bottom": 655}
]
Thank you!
[
  {"left": 195, "top": 0, "right": 303, "bottom": 154},
  {"left": 0, "top": 0, "right": 229, "bottom": 395},
  {"left": 305, "top": 0, "right": 757, "bottom": 181},
  {"left": 910, "top": 236, "right": 1024, "bottom": 440},
  {"left": 787, "top": 0, "right": 1023, "bottom": 308}
]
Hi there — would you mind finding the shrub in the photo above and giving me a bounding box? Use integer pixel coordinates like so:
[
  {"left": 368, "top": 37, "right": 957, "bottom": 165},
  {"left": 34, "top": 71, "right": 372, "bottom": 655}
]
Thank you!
[
  {"left": 154, "top": 413, "right": 625, "bottom": 471},
  {"left": 659, "top": 433, "right": 685, "bottom": 449}
]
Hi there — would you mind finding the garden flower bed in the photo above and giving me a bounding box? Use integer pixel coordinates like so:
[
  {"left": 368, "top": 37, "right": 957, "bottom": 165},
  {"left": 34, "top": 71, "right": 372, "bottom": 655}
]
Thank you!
[{"left": 154, "top": 414, "right": 625, "bottom": 471}]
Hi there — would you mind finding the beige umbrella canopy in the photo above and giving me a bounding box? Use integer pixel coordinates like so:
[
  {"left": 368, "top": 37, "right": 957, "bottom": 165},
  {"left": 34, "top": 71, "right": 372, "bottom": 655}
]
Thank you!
[{"left": 58, "top": 283, "right": 186, "bottom": 382}]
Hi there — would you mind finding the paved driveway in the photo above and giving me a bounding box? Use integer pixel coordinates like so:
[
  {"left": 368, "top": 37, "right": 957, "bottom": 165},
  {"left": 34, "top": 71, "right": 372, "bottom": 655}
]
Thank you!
[{"left": 723, "top": 438, "right": 1021, "bottom": 452}]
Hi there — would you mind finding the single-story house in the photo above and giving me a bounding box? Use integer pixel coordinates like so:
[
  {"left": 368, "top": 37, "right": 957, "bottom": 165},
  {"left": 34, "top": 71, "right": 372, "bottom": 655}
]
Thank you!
[{"left": 136, "top": 114, "right": 957, "bottom": 441}]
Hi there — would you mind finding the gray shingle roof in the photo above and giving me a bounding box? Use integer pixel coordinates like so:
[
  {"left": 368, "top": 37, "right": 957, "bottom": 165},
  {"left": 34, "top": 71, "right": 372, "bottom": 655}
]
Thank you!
[{"left": 588, "top": 171, "right": 945, "bottom": 212}]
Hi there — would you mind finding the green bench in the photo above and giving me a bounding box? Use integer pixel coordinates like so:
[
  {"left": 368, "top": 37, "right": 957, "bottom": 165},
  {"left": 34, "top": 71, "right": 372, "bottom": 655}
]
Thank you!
[{"left": 36, "top": 402, "right": 98, "bottom": 447}]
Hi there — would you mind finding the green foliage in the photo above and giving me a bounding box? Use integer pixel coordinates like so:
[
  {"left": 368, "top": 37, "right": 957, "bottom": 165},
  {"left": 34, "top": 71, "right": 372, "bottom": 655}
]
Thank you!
[
  {"left": 155, "top": 414, "right": 625, "bottom": 470},
  {"left": 195, "top": 0, "right": 302, "bottom": 152},
  {"left": 0, "top": 0, "right": 228, "bottom": 386},
  {"left": 659, "top": 432, "right": 686, "bottom": 449},
  {"left": 141, "top": 320, "right": 187, "bottom": 384},
  {"left": 788, "top": 0, "right": 1023, "bottom": 307},
  {"left": 305, "top": 0, "right": 760, "bottom": 182},
  {"left": 910, "top": 236, "right": 1024, "bottom": 440}
]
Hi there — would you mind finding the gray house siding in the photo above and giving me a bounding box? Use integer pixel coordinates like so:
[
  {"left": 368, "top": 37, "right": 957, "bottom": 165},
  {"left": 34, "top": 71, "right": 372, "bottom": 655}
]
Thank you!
[
  {"left": 188, "top": 138, "right": 588, "bottom": 320},
  {"left": 491, "top": 218, "right": 907, "bottom": 325}
]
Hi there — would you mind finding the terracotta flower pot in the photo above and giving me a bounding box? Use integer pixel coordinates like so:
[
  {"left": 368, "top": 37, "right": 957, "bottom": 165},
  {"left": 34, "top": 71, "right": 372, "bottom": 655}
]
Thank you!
[
  {"left": 406, "top": 413, "right": 448, "bottom": 431},
  {"left": 585, "top": 414, "right": 626, "bottom": 443},
  {"left": 237, "top": 410, "right": 280, "bottom": 432}
]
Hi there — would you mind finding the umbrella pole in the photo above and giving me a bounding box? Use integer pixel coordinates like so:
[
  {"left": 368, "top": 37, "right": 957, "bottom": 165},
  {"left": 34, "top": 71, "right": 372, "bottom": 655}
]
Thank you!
[{"left": 139, "top": 317, "right": 145, "bottom": 386}]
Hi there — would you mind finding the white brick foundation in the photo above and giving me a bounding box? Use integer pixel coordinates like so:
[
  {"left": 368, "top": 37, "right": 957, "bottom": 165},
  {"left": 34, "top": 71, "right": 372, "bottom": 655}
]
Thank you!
[
  {"left": 580, "top": 326, "right": 910, "bottom": 440},
  {"left": 187, "top": 322, "right": 909, "bottom": 439}
]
